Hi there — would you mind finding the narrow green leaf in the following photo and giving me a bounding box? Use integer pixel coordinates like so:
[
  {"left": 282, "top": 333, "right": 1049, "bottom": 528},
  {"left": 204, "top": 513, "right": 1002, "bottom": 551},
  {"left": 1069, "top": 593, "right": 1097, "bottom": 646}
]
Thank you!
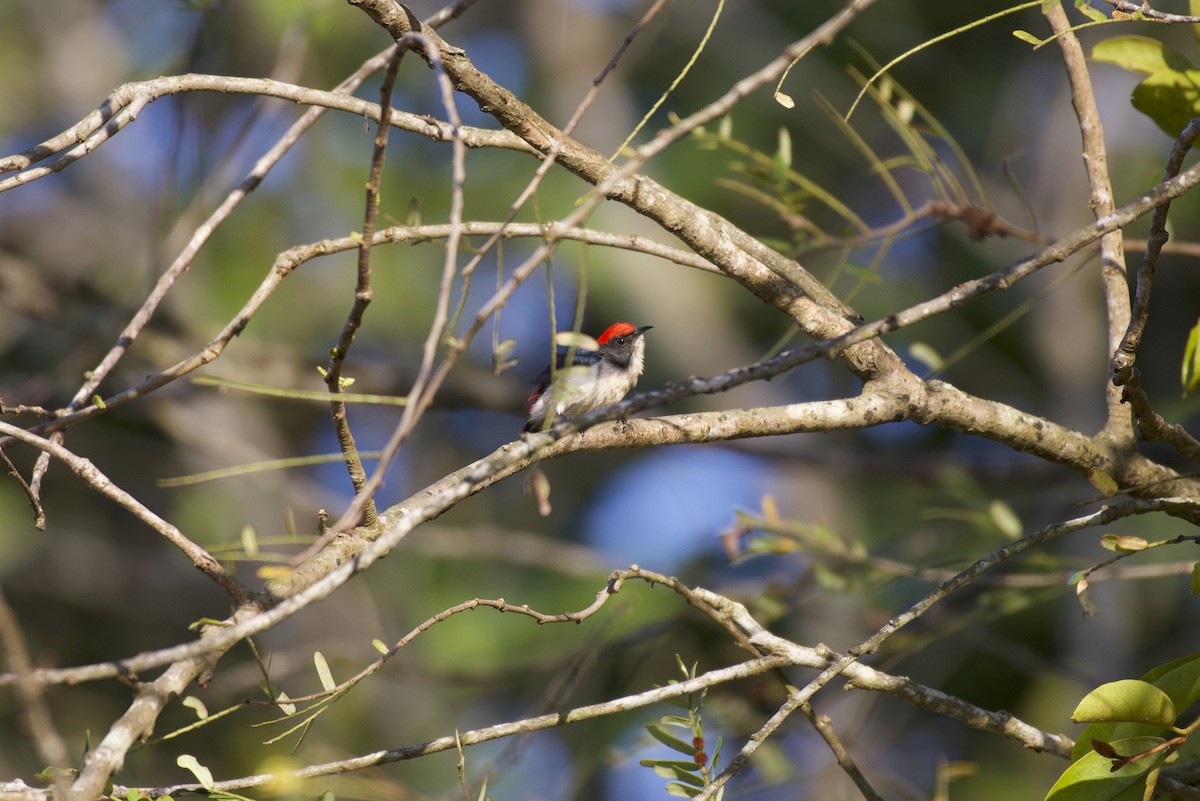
[
  {"left": 1192, "top": 562, "right": 1200, "bottom": 595},
  {"left": 665, "top": 781, "right": 702, "bottom": 798},
  {"left": 1012, "top": 30, "right": 1043, "bottom": 46},
  {"left": 660, "top": 715, "right": 696, "bottom": 729},
  {"left": 275, "top": 690, "right": 296, "bottom": 716},
  {"left": 773, "top": 127, "right": 792, "bottom": 185},
  {"left": 1072, "top": 679, "right": 1176, "bottom": 726},
  {"left": 651, "top": 764, "right": 705, "bottom": 786},
  {"left": 176, "top": 755, "right": 215, "bottom": 790},
  {"left": 241, "top": 524, "right": 259, "bottom": 559},
  {"left": 647, "top": 724, "right": 698, "bottom": 756},
  {"left": 909, "top": 342, "right": 944, "bottom": 372},
  {"left": 841, "top": 264, "right": 884, "bottom": 284},
  {"left": 314, "top": 651, "right": 336, "bottom": 692},
  {"left": 372, "top": 639, "right": 390, "bottom": 655},
  {"left": 988, "top": 500, "right": 1022, "bottom": 539},
  {"left": 641, "top": 759, "right": 703, "bottom": 771},
  {"left": 405, "top": 196, "right": 422, "bottom": 227},
  {"left": 1182, "top": 317, "right": 1200, "bottom": 397}
]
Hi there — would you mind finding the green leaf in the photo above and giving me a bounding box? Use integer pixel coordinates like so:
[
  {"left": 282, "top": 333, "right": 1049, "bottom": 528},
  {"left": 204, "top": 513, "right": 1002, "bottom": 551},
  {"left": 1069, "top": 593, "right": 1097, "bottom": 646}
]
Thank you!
[
  {"left": 371, "top": 638, "right": 390, "bottom": 655},
  {"left": 241, "top": 524, "right": 259, "bottom": 559},
  {"left": 1091, "top": 36, "right": 1194, "bottom": 75},
  {"left": 405, "top": 196, "right": 422, "bottom": 227},
  {"left": 1141, "top": 652, "right": 1200, "bottom": 685},
  {"left": 181, "top": 696, "right": 208, "bottom": 720},
  {"left": 909, "top": 342, "right": 944, "bottom": 372},
  {"left": 1147, "top": 655, "right": 1200, "bottom": 713},
  {"left": 1182, "top": 317, "right": 1200, "bottom": 397},
  {"left": 1071, "top": 721, "right": 1163, "bottom": 762},
  {"left": 773, "top": 127, "right": 792, "bottom": 185},
  {"left": 1088, "top": 469, "right": 1119, "bottom": 497},
  {"left": 314, "top": 651, "right": 336, "bottom": 692},
  {"left": 553, "top": 331, "right": 600, "bottom": 351},
  {"left": 275, "top": 689, "right": 296, "bottom": 716},
  {"left": 1047, "top": 737, "right": 1165, "bottom": 801},
  {"left": 1012, "top": 30, "right": 1044, "bottom": 46},
  {"left": 659, "top": 715, "right": 695, "bottom": 729},
  {"left": 1131, "top": 69, "right": 1200, "bottom": 139},
  {"left": 1072, "top": 680, "right": 1176, "bottom": 726},
  {"left": 842, "top": 263, "right": 884, "bottom": 284},
  {"left": 655, "top": 767, "right": 705, "bottom": 786},
  {"left": 641, "top": 758, "right": 703, "bottom": 771},
  {"left": 988, "top": 500, "right": 1023, "bottom": 539},
  {"left": 666, "top": 781, "right": 702, "bottom": 798},
  {"left": 176, "top": 755, "right": 215, "bottom": 790},
  {"left": 647, "top": 724, "right": 698, "bottom": 756},
  {"left": 1074, "top": 0, "right": 1108, "bottom": 22},
  {"left": 1099, "top": 534, "right": 1148, "bottom": 552},
  {"left": 1192, "top": 561, "right": 1200, "bottom": 595}
]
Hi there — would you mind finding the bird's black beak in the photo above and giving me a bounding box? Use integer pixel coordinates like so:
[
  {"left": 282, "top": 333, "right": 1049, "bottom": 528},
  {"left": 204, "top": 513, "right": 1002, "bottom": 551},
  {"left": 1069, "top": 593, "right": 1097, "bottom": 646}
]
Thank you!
[{"left": 634, "top": 325, "right": 653, "bottom": 337}]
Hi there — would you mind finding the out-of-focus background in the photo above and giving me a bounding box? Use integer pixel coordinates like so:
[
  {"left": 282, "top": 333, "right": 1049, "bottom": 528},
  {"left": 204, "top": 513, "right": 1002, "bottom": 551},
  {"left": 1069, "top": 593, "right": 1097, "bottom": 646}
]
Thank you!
[{"left": 2, "top": 1, "right": 1200, "bottom": 798}]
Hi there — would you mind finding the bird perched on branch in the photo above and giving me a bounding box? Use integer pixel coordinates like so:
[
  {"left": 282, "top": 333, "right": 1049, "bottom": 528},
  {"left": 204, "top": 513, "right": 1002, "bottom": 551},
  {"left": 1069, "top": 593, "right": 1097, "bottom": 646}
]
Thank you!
[{"left": 524, "top": 322, "right": 653, "bottom": 433}]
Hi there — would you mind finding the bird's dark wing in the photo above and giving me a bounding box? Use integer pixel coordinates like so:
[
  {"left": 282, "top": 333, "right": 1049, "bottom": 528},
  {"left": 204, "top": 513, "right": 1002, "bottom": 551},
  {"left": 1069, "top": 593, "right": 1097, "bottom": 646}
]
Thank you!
[{"left": 532, "top": 345, "right": 602, "bottom": 386}]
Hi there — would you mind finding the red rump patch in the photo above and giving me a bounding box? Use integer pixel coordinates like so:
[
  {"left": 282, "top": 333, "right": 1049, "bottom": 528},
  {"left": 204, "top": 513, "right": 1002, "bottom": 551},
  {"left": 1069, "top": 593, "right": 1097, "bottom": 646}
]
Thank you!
[{"left": 596, "top": 322, "right": 636, "bottom": 344}]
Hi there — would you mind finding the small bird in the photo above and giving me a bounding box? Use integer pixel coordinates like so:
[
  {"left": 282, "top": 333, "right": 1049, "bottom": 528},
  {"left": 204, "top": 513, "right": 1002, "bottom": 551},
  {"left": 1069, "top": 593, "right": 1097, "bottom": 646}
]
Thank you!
[{"left": 524, "top": 322, "right": 653, "bottom": 432}]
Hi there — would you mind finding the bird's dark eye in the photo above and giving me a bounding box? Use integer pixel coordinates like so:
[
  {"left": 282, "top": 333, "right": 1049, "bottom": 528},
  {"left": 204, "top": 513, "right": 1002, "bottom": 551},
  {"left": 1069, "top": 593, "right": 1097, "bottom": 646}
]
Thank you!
[{"left": 616, "top": 337, "right": 626, "bottom": 345}]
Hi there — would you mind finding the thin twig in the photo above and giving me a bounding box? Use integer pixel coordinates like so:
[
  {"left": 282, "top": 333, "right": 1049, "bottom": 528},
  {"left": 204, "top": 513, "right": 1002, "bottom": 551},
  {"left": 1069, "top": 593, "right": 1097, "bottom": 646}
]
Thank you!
[
  {"left": 1045, "top": 3, "right": 1133, "bottom": 446},
  {"left": 0, "top": 445, "right": 45, "bottom": 530},
  {"left": 1101, "top": 0, "right": 1200, "bottom": 22},
  {"left": 801, "top": 701, "right": 886, "bottom": 801},
  {"left": 322, "top": 45, "right": 407, "bottom": 531},
  {"left": 1113, "top": 118, "right": 1200, "bottom": 380},
  {"left": 1120, "top": 370, "right": 1200, "bottom": 461}
]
